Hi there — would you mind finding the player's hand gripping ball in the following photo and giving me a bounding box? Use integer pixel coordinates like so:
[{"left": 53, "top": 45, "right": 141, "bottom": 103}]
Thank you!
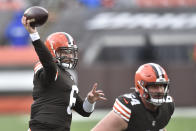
[{"left": 24, "top": 6, "right": 48, "bottom": 27}]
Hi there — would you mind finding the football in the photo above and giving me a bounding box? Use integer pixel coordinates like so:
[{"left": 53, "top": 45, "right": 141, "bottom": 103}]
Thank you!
[{"left": 24, "top": 6, "right": 48, "bottom": 27}]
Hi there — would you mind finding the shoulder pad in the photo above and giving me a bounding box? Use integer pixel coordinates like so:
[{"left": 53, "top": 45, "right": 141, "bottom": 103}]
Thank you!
[
  {"left": 123, "top": 93, "right": 141, "bottom": 106},
  {"left": 119, "top": 94, "right": 132, "bottom": 105},
  {"left": 34, "top": 61, "right": 43, "bottom": 74}
]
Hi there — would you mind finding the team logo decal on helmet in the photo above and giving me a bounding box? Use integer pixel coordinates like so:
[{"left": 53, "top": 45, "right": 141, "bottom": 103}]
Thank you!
[
  {"left": 135, "top": 63, "right": 169, "bottom": 106},
  {"left": 45, "top": 32, "right": 78, "bottom": 69}
]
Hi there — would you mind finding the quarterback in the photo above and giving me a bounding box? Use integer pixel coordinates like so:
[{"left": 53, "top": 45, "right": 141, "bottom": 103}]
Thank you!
[
  {"left": 22, "top": 16, "right": 106, "bottom": 131},
  {"left": 92, "top": 63, "right": 174, "bottom": 131}
]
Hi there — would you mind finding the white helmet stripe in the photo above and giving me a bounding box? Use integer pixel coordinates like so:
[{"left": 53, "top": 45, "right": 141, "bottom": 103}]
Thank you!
[{"left": 49, "top": 41, "right": 55, "bottom": 55}]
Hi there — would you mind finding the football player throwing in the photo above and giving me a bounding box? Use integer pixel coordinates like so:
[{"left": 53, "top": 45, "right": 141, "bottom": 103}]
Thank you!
[{"left": 22, "top": 16, "right": 106, "bottom": 131}]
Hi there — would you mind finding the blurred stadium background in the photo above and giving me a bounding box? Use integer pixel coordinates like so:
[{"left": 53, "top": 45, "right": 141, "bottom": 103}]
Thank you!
[{"left": 0, "top": 0, "right": 196, "bottom": 130}]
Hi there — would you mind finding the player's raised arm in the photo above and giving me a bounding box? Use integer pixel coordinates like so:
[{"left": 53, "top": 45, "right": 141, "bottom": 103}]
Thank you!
[{"left": 21, "top": 15, "right": 57, "bottom": 82}]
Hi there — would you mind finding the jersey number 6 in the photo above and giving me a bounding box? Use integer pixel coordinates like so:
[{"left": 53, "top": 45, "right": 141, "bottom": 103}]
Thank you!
[{"left": 67, "top": 85, "right": 79, "bottom": 114}]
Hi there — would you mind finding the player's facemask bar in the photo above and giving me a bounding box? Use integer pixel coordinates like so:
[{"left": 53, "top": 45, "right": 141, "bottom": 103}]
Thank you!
[
  {"left": 137, "top": 81, "right": 169, "bottom": 106},
  {"left": 55, "top": 47, "right": 78, "bottom": 69}
]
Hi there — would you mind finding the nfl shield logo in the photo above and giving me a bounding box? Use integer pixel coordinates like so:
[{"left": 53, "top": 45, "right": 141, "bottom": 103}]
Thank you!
[{"left": 152, "top": 121, "right": 156, "bottom": 126}]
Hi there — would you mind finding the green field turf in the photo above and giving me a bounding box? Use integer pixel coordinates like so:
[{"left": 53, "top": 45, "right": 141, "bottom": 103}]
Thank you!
[
  {"left": 71, "top": 117, "right": 196, "bottom": 131},
  {"left": 0, "top": 115, "right": 196, "bottom": 131}
]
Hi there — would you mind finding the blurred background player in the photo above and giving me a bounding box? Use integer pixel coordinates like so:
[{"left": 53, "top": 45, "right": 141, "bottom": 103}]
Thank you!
[
  {"left": 92, "top": 63, "right": 174, "bottom": 131},
  {"left": 21, "top": 16, "right": 106, "bottom": 131}
]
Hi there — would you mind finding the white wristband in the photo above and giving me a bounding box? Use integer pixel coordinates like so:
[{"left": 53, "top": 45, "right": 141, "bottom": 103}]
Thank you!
[
  {"left": 83, "top": 97, "right": 96, "bottom": 113},
  {"left": 30, "top": 32, "right": 40, "bottom": 42}
]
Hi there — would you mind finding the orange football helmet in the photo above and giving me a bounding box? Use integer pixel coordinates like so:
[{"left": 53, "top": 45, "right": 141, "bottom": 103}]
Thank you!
[
  {"left": 135, "top": 63, "right": 169, "bottom": 106},
  {"left": 45, "top": 32, "right": 78, "bottom": 69}
]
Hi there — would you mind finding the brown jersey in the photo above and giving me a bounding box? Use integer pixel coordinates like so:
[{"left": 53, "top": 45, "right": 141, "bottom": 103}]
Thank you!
[
  {"left": 29, "top": 39, "right": 91, "bottom": 130},
  {"left": 113, "top": 92, "right": 174, "bottom": 131}
]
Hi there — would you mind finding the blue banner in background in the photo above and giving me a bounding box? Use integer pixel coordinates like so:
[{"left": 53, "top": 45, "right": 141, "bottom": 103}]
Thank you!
[{"left": 5, "top": 10, "right": 29, "bottom": 47}]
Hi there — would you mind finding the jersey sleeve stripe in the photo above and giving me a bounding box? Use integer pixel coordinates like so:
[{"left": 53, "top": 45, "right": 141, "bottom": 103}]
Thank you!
[
  {"left": 34, "top": 61, "right": 41, "bottom": 67},
  {"left": 34, "top": 62, "right": 43, "bottom": 74},
  {"left": 116, "top": 99, "right": 131, "bottom": 114},
  {"left": 34, "top": 64, "right": 42, "bottom": 71},
  {"left": 54, "top": 70, "right": 58, "bottom": 81},
  {"left": 115, "top": 100, "right": 131, "bottom": 117},
  {"left": 113, "top": 106, "right": 129, "bottom": 122},
  {"left": 113, "top": 102, "right": 131, "bottom": 119}
]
